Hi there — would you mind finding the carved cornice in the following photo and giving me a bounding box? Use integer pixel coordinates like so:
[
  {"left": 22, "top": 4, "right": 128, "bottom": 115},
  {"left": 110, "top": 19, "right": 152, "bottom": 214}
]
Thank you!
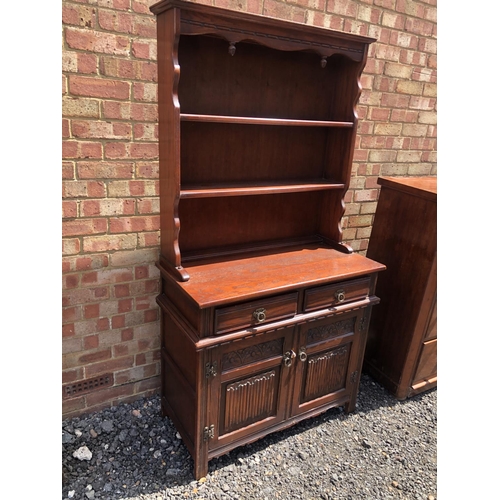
[{"left": 182, "top": 19, "right": 364, "bottom": 55}]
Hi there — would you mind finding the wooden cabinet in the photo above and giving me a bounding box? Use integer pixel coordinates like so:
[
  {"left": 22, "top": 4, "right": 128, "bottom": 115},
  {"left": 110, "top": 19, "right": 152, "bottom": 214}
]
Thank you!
[
  {"left": 206, "top": 308, "right": 370, "bottom": 454},
  {"left": 364, "top": 176, "right": 437, "bottom": 400},
  {"left": 150, "top": 0, "right": 385, "bottom": 479}
]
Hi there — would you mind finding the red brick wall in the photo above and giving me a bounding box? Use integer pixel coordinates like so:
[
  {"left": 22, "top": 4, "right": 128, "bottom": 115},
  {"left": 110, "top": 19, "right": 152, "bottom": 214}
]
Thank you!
[{"left": 62, "top": 0, "right": 437, "bottom": 418}]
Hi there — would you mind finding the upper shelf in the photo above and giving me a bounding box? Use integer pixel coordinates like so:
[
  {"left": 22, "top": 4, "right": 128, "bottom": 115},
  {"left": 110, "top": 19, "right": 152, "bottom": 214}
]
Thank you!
[{"left": 180, "top": 114, "right": 354, "bottom": 128}]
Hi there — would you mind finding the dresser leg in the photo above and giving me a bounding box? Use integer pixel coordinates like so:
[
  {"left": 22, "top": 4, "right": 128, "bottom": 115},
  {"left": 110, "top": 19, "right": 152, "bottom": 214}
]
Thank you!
[
  {"left": 344, "top": 394, "right": 357, "bottom": 414},
  {"left": 160, "top": 396, "right": 169, "bottom": 418},
  {"left": 193, "top": 457, "right": 208, "bottom": 480},
  {"left": 345, "top": 372, "right": 363, "bottom": 413}
]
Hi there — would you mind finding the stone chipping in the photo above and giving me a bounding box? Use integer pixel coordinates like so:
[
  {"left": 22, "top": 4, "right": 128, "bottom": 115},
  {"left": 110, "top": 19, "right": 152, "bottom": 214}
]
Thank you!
[{"left": 62, "top": 374, "right": 437, "bottom": 500}]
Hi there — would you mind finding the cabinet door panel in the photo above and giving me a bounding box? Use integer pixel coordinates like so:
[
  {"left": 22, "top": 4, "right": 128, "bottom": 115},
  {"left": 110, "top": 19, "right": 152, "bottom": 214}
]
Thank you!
[
  {"left": 301, "top": 342, "right": 352, "bottom": 403},
  {"left": 222, "top": 368, "right": 281, "bottom": 434},
  {"left": 208, "top": 328, "right": 294, "bottom": 450},
  {"left": 291, "top": 311, "right": 362, "bottom": 416}
]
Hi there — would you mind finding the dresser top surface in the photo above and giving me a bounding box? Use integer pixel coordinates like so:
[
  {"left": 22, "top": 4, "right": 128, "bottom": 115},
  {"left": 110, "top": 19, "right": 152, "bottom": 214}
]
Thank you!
[
  {"left": 378, "top": 176, "right": 437, "bottom": 200},
  {"left": 168, "top": 245, "right": 385, "bottom": 307}
]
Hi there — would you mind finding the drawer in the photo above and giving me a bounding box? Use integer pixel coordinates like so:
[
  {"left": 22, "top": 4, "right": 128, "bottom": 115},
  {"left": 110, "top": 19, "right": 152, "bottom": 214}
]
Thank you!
[
  {"left": 413, "top": 339, "right": 437, "bottom": 385},
  {"left": 423, "top": 296, "right": 437, "bottom": 341},
  {"left": 304, "top": 277, "right": 371, "bottom": 312},
  {"left": 215, "top": 292, "right": 298, "bottom": 335}
]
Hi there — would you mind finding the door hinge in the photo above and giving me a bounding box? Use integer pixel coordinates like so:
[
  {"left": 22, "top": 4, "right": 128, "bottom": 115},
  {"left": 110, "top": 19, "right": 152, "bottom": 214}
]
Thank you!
[
  {"left": 205, "top": 361, "right": 217, "bottom": 378},
  {"left": 203, "top": 424, "right": 214, "bottom": 441},
  {"left": 350, "top": 371, "right": 358, "bottom": 384}
]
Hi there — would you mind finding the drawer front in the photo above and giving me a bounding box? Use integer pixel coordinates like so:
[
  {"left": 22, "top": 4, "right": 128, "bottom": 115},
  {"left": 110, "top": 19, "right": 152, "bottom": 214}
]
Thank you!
[
  {"left": 413, "top": 339, "right": 437, "bottom": 385},
  {"left": 423, "top": 296, "right": 437, "bottom": 341},
  {"left": 215, "top": 292, "right": 298, "bottom": 335},
  {"left": 304, "top": 277, "right": 371, "bottom": 312}
]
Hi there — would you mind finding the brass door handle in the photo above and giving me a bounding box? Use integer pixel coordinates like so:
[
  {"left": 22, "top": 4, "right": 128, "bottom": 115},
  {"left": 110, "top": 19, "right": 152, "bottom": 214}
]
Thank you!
[
  {"left": 299, "top": 346, "right": 307, "bottom": 362},
  {"left": 283, "top": 349, "right": 296, "bottom": 367},
  {"left": 252, "top": 308, "right": 267, "bottom": 323}
]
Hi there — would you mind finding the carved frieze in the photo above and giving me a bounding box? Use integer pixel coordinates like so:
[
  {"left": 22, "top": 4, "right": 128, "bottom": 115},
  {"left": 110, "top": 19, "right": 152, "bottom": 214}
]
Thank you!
[
  {"left": 306, "top": 317, "right": 355, "bottom": 345},
  {"left": 222, "top": 338, "right": 284, "bottom": 371}
]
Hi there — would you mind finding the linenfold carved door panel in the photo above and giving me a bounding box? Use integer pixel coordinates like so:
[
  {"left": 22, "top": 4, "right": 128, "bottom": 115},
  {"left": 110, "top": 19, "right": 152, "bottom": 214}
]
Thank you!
[
  {"left": 207, "top": 327, "right": 294, "bottom": 451},
  {"left": 290, "top": 311, "right": 363, "bottom": 417}
]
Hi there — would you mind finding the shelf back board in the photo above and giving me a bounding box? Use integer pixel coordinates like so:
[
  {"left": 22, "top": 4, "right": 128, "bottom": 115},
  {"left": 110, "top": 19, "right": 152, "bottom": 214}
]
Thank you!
[{"left": 178, "top": 35, "right": 362, "bottom": 123}]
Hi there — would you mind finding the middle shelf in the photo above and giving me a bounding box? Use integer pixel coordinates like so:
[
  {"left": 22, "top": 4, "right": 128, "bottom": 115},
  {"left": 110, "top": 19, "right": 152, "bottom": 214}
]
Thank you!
[
  {"left": 180, "top": 180, "right": 346, "bottom": 199},
  {"left": 180, "top": 120, "right": 354, "bottom": 187}
]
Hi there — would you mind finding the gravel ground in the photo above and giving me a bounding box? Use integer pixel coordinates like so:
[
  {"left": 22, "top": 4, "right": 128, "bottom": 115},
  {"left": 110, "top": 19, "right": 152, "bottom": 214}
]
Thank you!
[{"left": 62, "top": 374, "right": 437, "bottom": 500}]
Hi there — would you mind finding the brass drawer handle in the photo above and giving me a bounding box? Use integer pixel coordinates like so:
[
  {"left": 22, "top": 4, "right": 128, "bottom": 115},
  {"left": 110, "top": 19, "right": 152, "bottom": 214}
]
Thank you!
[
  {"left": 299, "top": 346, "right": 307, "bottom": 362},
  {"left": 335, "top": 289, "right": 346, "bottom": 303},
  {"left": 252, "top": 308, "right": 267, "bottom": 323},
  {"left": 283, "top": 349, "right": 296, "bottom": 367}
]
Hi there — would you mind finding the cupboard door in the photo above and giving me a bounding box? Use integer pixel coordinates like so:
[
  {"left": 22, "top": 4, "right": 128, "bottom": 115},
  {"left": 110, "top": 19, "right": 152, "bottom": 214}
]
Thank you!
[
  {"left": 290, "top": 311, "right": 363, "bottom": 417},
  {"left": 207, "top": 328, "right": 294, "bottom": 452}
]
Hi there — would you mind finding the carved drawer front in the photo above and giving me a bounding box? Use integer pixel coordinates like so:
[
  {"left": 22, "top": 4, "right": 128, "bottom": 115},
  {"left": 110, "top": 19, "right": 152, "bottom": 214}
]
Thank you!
[
  {"left": 214, "top": 292, "right": 298, "bottom": 335},
  {"left": 304, "top": 277, "right": 371, "bottom": 312}
]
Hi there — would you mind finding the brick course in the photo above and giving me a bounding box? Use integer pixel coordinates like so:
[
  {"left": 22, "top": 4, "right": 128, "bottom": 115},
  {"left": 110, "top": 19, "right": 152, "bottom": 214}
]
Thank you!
[{"left": 62, "top": 0, "right": 437, "bottom": 418}]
